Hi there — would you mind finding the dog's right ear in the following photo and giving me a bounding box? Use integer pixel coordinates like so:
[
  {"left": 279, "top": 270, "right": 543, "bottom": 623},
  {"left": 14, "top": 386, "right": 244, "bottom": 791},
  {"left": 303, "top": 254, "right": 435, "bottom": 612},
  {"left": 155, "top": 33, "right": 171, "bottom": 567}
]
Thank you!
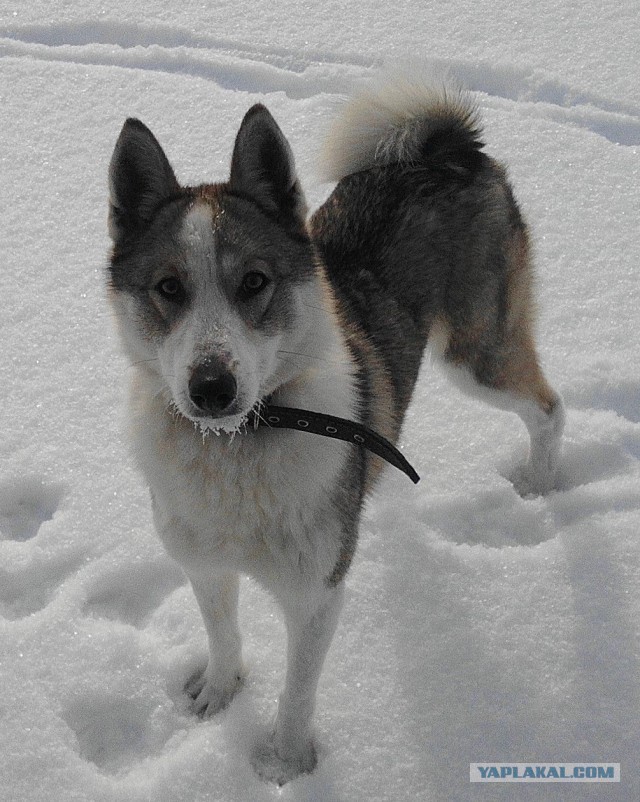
[{"left": 108, "top": 119, "right": 180, "bottom": 243}]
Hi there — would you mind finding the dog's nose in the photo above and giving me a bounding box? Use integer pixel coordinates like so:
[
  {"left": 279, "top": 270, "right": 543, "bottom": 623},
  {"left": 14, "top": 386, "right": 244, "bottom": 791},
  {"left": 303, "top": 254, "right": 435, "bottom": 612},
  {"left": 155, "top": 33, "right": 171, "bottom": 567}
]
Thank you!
[{"left": 188, "top": 364, "right": 238, "bottom": 417}]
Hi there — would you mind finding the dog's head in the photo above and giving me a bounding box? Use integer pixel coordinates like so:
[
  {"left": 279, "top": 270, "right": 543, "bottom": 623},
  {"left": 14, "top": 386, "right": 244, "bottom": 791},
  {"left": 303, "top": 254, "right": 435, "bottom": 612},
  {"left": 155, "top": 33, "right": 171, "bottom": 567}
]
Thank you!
[{"left": 107, "top": 105, "right": 318, "bottom": 433}]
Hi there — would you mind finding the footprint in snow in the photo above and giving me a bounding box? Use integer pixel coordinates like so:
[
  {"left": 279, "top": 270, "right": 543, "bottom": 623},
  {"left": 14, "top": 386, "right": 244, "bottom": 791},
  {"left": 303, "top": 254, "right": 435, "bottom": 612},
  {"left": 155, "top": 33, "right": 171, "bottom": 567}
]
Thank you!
[
  {"left": 0, "top": 552, "right": 87, "bottom": 620},
  {"left": 0, "top": 476, "right": 65, "bottom": 542},
  {"left": 0, "top": 477, "right": 83, "bottom": 619},
  {"left": 83, "top": 559, "right": 186, "bottom": 628},
  {"left": 62, "top": 692, "right": 176, "bottom": 775}
]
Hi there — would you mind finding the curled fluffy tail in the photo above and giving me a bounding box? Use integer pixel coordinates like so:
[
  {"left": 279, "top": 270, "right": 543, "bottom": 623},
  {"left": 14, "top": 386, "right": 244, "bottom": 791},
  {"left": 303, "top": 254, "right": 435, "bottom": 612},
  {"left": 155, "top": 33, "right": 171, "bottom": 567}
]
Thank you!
[{"left": 320, "top": 69, "right": 483, "bottom": 182}]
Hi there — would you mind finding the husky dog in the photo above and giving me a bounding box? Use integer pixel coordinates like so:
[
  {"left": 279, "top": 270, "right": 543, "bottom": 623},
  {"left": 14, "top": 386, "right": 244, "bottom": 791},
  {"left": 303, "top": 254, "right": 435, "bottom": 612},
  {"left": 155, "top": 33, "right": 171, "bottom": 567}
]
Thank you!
[{"left": 107, "top": 72, "right": 563, "bottom": 784}]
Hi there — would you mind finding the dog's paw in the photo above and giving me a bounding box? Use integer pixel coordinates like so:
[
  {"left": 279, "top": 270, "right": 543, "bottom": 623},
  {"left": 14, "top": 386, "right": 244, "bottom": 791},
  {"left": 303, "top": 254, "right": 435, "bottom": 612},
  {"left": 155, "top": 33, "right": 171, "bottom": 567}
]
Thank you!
[
  {"left": 509, "top": 463, "right": 558, "bottom": 497},
  {"left": 252, "top": 736, "right": 317, "bottom": 786},
  {"left": 185, "top": 665, "right": 244, "bottom": 718}
]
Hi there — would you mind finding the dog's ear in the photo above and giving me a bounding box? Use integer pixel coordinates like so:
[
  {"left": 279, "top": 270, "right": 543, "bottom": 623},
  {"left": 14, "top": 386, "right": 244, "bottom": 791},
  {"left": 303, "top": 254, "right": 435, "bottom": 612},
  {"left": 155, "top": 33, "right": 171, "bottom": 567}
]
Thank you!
[
  {"left": 108, "top": 119, "right": 180, "bottom": 243},
  {"left": 229, "top": 104, "right": 307, "bottom": 230}
]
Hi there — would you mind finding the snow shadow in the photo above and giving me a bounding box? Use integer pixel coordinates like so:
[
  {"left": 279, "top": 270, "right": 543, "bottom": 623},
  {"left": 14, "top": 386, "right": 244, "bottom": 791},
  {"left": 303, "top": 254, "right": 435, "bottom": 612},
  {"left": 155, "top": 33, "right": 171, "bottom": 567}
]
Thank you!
[
  {"left": 380, "top": 539, "right": 549, "bottom": 800},
  {"left": 561, "top": 526, "right": 640, "bottom": 784},
  {"left": 381, "top": 529, "right": 640, "bottom": 800}
]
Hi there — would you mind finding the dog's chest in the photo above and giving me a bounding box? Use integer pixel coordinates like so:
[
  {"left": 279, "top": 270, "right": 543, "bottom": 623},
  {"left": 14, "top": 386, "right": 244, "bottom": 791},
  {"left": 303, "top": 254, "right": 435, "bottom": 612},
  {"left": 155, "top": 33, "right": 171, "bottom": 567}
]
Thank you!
[{"left": 131, "top": 398, "right": 348, "bottom": 581}]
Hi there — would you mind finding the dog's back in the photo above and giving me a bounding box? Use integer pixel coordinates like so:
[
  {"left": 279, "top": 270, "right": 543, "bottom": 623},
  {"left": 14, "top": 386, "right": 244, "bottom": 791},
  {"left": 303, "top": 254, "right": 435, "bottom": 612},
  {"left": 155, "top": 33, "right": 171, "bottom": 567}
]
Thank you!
[
  {"left": 312, "top": 71, "right": 563, "bottom": 498},
  {"left": 311, "top": 73, "right": 536, "bottom": 428}
]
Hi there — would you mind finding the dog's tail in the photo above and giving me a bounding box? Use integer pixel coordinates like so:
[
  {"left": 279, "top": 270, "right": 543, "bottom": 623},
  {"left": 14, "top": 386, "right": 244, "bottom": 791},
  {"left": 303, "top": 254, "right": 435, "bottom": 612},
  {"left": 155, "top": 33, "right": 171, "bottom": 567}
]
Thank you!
[{"left": 319, "top": 68, "right": 483, "bottom": 182}]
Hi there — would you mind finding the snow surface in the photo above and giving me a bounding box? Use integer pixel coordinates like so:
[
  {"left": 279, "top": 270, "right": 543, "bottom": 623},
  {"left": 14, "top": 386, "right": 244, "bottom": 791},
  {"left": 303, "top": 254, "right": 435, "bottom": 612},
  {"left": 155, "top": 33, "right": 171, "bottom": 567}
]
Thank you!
[{"left": 1, "top": 2, "right": 639, "bottom": 800}]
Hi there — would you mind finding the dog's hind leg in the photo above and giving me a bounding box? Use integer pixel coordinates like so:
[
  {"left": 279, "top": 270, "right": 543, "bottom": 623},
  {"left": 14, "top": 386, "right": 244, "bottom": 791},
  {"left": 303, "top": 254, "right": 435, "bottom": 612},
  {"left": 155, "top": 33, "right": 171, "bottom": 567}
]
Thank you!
[
  {"left": 185, "top": 571, "right": 245, "bottom": 717},
  {"left": 484, "top": 327, "right": 565, "bottom": 496},
  {"left": 430, "top": 220, "right": 564, "bottom": 495},
  {"left": 253, "top": 582, "right": 345, "bottom": 784},
  {"left": 432, "top": 302, "right": 564, "bottom": 496}
]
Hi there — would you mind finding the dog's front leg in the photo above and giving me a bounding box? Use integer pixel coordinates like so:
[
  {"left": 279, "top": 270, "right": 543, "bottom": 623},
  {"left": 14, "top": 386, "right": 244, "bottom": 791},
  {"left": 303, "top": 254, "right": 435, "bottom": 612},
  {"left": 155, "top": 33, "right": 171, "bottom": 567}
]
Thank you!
[
  {"left": 253, "top": 582, "right": 345, "bottom": 784},
  {"left": 185, "top": 571, "right": 245, "bottom": 717}
]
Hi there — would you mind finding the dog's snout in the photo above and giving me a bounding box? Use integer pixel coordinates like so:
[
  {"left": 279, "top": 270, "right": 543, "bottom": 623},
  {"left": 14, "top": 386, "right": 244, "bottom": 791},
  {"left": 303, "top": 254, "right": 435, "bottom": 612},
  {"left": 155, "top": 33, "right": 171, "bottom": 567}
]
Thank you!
[{"left": 189, "top": 363, "right": 238, "bottom": 417}]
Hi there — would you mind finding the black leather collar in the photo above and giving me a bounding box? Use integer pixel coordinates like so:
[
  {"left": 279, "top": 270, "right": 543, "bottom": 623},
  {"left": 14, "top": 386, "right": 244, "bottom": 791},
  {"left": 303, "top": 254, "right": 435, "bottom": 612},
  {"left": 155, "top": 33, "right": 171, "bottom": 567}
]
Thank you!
[{"left": 248, "top": 403, "right": 420, "bottom": 484}]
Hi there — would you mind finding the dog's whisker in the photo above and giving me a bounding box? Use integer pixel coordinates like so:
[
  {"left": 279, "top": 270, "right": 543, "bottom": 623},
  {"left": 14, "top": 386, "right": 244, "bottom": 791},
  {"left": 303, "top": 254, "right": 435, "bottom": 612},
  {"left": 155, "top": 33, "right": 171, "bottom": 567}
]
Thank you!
[
  {"left": 277, "top": 349, "right": 346, "bottom": 366},
  {"left": 274, "top": 356, "right": 306, "bottom": 373},
  {"left": 127, "top": 357, "right": 161, "bottom": 369},
  {"left": 250, "top": 399, "right": 269, "bottom": 429}
]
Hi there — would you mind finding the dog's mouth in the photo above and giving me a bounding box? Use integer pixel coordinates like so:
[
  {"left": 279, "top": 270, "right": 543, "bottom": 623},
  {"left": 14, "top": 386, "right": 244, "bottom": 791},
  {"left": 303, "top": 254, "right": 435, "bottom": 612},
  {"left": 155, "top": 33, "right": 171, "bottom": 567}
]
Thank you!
[
  {"left": 175, "top": 392, "right": 262, "bottom": 436},
  {"left": 196, "top": 412, "right": 251, "bottom": 436},
  {"left": 172, "top": 405, "right": 249, "bottom": 436}
]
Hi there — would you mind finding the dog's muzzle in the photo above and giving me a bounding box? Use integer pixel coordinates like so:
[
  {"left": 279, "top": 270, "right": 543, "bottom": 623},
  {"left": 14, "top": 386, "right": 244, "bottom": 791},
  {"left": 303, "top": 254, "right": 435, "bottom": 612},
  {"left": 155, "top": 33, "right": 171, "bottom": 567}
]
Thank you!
[{"left": 188, "top": 360, "right": 238, "bottom": 417}]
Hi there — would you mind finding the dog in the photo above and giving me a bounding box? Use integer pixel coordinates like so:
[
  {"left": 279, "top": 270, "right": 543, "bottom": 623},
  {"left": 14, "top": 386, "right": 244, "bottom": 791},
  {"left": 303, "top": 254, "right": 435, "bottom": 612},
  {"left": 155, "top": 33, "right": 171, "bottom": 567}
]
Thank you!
[{"left": 106, "top": 71, "right": 564, "bottom": 784}]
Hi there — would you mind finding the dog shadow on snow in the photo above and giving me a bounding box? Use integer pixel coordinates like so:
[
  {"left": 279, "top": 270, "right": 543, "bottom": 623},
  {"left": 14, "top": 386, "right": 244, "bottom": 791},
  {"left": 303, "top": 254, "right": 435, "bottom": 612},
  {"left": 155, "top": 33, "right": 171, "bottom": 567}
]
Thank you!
[{"left": 375, "top": 418, "right": 640, "bottom": 800}]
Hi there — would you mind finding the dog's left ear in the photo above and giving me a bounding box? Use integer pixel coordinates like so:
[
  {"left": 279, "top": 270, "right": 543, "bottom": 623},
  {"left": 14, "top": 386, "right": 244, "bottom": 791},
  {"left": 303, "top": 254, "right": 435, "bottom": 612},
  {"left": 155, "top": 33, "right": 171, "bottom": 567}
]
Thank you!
[
  {"left": 229, "top": 104, "right": 307, "bottom": 230},
  {"left": 108, "top": 118, "right": 180, "bottom": 245}
]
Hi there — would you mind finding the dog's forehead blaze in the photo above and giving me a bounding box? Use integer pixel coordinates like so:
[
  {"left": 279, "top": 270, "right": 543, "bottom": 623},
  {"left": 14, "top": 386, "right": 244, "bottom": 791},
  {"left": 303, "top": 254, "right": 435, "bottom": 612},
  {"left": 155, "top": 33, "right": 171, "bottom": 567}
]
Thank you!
[
  {"left": 193, "top": 183, "right": 229, "bottom": 222},
  {"left": 180, "top": 191, "right": 260, "bottom": 277},
  {"left": 181, "top": 201, "right": 216, "bottom": 244},
  {"left": 180, "top": 190, "right": 253, "bottom": 266},
  {"left": 181, "top": 191, "right": 225, "bottom": 239},
  {"left": 178, "top": 196, "right": 228, "bottom": 286}
]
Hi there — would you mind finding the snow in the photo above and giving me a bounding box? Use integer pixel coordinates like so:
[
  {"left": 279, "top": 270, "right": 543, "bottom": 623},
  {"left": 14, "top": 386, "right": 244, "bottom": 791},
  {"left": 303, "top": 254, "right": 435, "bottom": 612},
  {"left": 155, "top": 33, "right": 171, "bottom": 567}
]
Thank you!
[{"left": 0, "top": 1, "right": 638, "bottom": 799}]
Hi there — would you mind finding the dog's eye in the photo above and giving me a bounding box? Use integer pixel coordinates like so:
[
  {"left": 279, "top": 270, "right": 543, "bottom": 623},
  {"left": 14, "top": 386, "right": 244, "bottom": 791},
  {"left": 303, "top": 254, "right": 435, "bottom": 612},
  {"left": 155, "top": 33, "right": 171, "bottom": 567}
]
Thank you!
[
  {"left": 156, "top": 277, "right": 184, "bottom": 302},
  {"left": 241, "top": 271, "right": 270, "bottom": 297}
]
